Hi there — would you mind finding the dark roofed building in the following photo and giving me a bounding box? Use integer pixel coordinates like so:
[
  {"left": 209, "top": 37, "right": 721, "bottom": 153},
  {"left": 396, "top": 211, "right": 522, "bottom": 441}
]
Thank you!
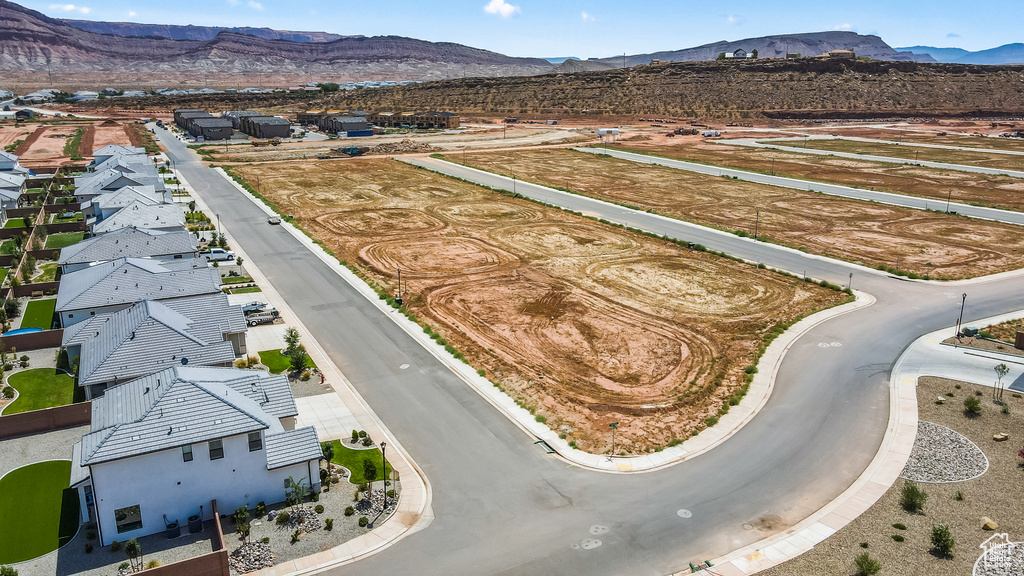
[
  {"left": 189, "top": 117, "right": 234, "bottom": 141},
  {"left": 242, "top": 116, "right": 291, "bottom": 139}
]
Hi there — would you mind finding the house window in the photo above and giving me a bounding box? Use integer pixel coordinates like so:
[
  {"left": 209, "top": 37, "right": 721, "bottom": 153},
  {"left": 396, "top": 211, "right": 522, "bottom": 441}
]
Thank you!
[
  {"left": 209, "top": 439, "right": 224, "bottom": 460},
  {"left": 248, "top": 431, "right": 262, "bottom": 452},
  {"left": 114, "top": 504, "right": 142, "bottom": 533},
  {"left": 173, "top": 254, "right": 183, "bottom": 259},
  {"left": 182, "top": 444, "right": 193, "bottom": 462}
]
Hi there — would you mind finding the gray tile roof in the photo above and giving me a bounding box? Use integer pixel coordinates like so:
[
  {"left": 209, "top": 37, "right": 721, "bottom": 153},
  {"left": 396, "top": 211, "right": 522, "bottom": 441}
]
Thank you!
[
  {"left": 250, "top": 117, "right": 291, "bottom": 126},
  {"left": 92, "top": 144, "right": 145, "bottom": 158},
  {"left": 265, "top": 427, "right": 322, "bottom": 470},
  {"left": 59, "top": 228, "right": 198, "bottom": 267},
  {"left": 93, "top": 186, "right": 164, "bottom": 212},
  {"left": 0, "top": 150, "right": 18, "bottom": 163},
  {"left": 159, "top": 293, "right": 248, "bottom": 335},
  {"left": 56, "top": 257, "right": 220, "bottom": 314},
  {"left": 81, "top": 366, "right": 300, "bottom": 466},
  {"left": 75, "top": 171, "right": 163, "bottom": 198},
  {"left": 92, "top": 201, "right": 185, "bottom": 234},
  {"left": 64, "top": 299, "right": 239, "bottom": 387}
]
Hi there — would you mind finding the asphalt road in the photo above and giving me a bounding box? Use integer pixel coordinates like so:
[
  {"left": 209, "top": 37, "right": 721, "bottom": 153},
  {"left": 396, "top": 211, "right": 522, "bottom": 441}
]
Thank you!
[
  {"left": 160, "top": 132, "right": 1024, "bottom": 576},
  {"left": 574, "top": 146, "right": 1024, "bottom": 224}
]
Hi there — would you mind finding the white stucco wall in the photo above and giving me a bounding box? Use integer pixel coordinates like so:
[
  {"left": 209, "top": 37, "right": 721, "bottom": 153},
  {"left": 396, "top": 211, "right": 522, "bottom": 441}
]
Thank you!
[{"left": 90, "top": 431, "right": 316, "bottom": 546}]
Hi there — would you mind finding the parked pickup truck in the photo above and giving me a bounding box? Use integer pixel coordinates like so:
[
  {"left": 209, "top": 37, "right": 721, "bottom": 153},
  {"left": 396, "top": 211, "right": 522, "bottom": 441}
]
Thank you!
[{"left": 203, "top": 248, "right": 235, "bottom": 262}]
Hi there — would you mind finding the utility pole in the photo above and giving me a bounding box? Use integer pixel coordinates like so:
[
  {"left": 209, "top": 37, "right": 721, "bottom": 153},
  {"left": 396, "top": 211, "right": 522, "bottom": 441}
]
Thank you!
[{"left": 770, "top": 157, "right": 775, "bottom": 176}]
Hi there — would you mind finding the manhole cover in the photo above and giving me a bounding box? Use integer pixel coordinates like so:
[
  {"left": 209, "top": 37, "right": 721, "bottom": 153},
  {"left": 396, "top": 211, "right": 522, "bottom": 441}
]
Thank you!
[
  {"left": 677, "top": 509, "right": 692, "bottom": 518},
  {"left": 742, "top": 523, "right": 753, "bottom": 530},
  {"left": 400, "top": 364, "right": 410, "bottom": 370},
  {"left": 581, "top": 538, "right": 602, "bottom": 550},
  {"left": 590, "top": 525, "right": 609, "bottom": 535}
]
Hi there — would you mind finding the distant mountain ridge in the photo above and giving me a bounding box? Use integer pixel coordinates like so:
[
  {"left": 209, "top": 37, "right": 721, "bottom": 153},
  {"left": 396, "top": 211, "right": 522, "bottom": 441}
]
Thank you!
[
  {"left": 898, "top": 44, "right": 1024, "bottom": 65},
  {"left": 62, "top": 19, "right": 349, "bottom": 43},
  {"left": 0, "top": 0, "right": 552, "bottom": 80},
  {"left": 603, "top": 31, "right": 933, "bottom": 66}
]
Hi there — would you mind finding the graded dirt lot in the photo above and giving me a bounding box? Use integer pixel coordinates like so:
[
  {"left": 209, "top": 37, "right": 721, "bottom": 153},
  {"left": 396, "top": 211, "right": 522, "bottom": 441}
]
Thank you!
[
  {"left": 16, "top": 124, "right": 81, "bottom": 165},
  {"left": 759, "top": 377, "right": 1024, "bottom": 576},
  {"left": 234, "top": 158, "right": 847, "bottom": 451},
  {"left": 449, "top": 148, "right": 1024, "bottom": 279},
  {"left": 89, "top": 120, "right": 135, "bottom": 151},
  {"left": 0, "top": 123, "right": 33, "bottom": 151},
  {"left": 810, "top": 126, "right": 1024, "bottom": 152},
  {"left": 607, "top": 139, "right": 1024, "bottom": 213},
  {"left": 792, "top": 138, "right": 1024, "bottom": 172}
]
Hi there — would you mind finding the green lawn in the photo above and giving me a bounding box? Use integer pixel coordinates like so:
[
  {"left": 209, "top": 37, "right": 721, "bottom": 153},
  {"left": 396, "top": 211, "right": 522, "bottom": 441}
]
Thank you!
[
  {"left": 0, "top": 240, "right": 15, "bottom": 255},
  {"left": 227, "top": 286, "right": 263, "bottom": 294},
  {"left": 257, "top": 349, "right": 316, "bottom": 374},
  {"left": 50, "top": 212, "right": 83, "bottom": 224},
  {"left": 21, "top": 299, "right": 56, "bottom": 330},
  {"left": 0, "top": 460, "right": 79, "bottom": 564},
  {"left": 326, "top": 441, "right": 394, "bottom": 484},
  {"left": 44, "top": 232, "right": 84, "bottom": 249},
  {"left": 3, "top": 368, "right": 76, "bottom": 414},
  {"left": 221, "top": 276, "right": 254, "bottom": 285},
  {"left": 31, "top": 262, "right": 58, "bottom": 284},
  {"left": 3, "top": 219, "right": 26, "bottom": 228}
]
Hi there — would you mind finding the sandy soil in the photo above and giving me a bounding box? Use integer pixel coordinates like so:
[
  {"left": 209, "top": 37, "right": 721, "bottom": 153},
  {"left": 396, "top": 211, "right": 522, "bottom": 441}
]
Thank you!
[
  {"left": 759, "top": 377, "right": 1024, "bottom": 576},
  {"left": 795, "top": 138, "right": 1024, "bottom": 172},
  {"left": 450, "top": 149, "right": 1024, "bottom": 279},
  {"left": 982, "top": 318, "right": 1024, "bottom": 344},
  {"left": 235, "top": 158, "right": 846, "bottom": 452},
  {"left": 90, "top": 120, "right": 135, "bottom": 152},
  {"left": 0, "top": 123, "right": 34, "bottom": 150},
  {"left": 609, "top": 140, "right": 1024, "bottom": 213},
  {"left": 17, "top": 125, "right": 82, "bottom": 165}
]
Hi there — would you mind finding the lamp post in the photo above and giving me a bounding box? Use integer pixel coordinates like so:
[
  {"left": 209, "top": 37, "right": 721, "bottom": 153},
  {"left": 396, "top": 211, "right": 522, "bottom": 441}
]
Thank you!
[
  {"left": 955, "top": 293, "right": 967, "bottom": 340},
  {"left": 380, "top": 441, "right": 387, "bottom": 512}
]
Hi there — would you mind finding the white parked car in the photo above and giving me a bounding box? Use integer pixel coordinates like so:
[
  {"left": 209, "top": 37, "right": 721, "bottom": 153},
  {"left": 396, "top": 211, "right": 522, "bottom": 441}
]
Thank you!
[{"left": 204, "top": 248, "right": 235, "bottom": 261}]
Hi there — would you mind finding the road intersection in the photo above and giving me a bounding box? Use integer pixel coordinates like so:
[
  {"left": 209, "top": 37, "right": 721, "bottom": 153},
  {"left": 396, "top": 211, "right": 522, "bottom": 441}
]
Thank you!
[{"left": 159, "top": 130, "right": 1024, "bottom": 575}]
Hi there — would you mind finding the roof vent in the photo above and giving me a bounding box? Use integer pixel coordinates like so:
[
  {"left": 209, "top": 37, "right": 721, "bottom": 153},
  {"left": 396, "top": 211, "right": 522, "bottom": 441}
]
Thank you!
[{"left": 143, "top": 386, "right": 149, "bottom": 394}]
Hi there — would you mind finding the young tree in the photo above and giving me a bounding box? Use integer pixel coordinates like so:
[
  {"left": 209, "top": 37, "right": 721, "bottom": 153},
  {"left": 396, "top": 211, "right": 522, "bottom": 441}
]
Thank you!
[
  {"left": 321, "top": 441, "right": 335, "bottom": 474},
  {"left": 930, "top": 524, "right": 955, "bottom": 557},
  {"left": 288, "top": 344, "right": 309, "bottom": 374},
  {"left": 234, "top": 505, "right": 250, "bottom": 544},
  {"left": 188, "top": 200, "right": 196, "bottom": 213},
  {"left": 283, "top": 327, "right": 300, "bottom": 354},
  {"left": 995, "top": 363, "right": 1010, "bottom": 402},
  {"left": 124, "top": 538, "right": 143, "bottom": 572},
  {"left": 285, "top": 476, "right": 310, "bottom": 510},
  {"left": 363, "top": 458, "right": 378, "bottom": 498}
]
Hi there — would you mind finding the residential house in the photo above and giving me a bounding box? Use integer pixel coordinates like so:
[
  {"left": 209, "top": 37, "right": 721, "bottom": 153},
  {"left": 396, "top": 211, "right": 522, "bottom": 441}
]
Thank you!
[
  {"left": 89, "top": 145, "right": 147, "bottom": 170},
  {"left": 59, "top": 227, "right": 200, "bottom": 273},
  {"left": 241, "top": 116, "right": 291, "bottom": 139},
  {"left": 55, "top": 257, "right": 221, "bottom": 327},
  {"left": 85, "top": 186, "right": 169, "bottom": 223},
  {"left": 188, "top": 118, "right": 234, "bottom": 141},
  {"left": 70, "top": 366, "right": 322, "bottom": 545},
  {"left": 90, "top": 201, "right": 187, "bottom": 236},
  {"left": 0, "top": 171, "right": 25, "bottom": 212},
  {"left": 62, "top": 296, "right": 247, "bottom": 398},
  {"left": 0, "top": 150, "right": 28, "bottom": 174},
  {"left": 221, "top": 110, "right": 262, "bottom": 130},
  {"left": 73, "top": 170, "right": 166, "bottom": 205}
]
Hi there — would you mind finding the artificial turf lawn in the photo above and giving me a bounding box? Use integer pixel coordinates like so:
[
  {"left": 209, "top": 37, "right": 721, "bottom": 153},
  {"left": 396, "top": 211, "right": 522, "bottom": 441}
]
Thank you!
[
  {"left": 21, "top": 299, "right": 56, "bottom": 330},
  {"left": 44, "top": 232, "right": 85, "bottom": 249},
  {"left": 0, "top": 460, "right": 79, "bottom": 563},
  {"left": 257, "top": 349, "right": 316, "bottom": 374},
  {"left": 3, "top": 368, "right": 76, "bottom": 414},
  {"left": 3, "top": 219, "right": 26, "bottom": 228},
  {"left": 326, "top": 440, "right": 394, "bottom": 484},
  {"left": 226, "top": 286, "right": 262, "bottom": 294}
]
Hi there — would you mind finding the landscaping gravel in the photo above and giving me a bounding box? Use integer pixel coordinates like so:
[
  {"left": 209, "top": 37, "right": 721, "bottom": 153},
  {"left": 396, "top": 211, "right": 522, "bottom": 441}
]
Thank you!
[
  {"left": 901, "top": 421, "right": 989, "bottom": 482},
  {"left": 759, "top": 377, "right": 1024, "bottom": 576}
]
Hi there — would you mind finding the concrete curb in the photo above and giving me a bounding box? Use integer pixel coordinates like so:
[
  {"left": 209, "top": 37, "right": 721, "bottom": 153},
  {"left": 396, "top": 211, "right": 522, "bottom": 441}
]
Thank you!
[
  {"left": 178, "top": 166, "right": 434, "bottom": 574},
  {"left": 211, "top": 165, "right": 873, "bottom": 474}
]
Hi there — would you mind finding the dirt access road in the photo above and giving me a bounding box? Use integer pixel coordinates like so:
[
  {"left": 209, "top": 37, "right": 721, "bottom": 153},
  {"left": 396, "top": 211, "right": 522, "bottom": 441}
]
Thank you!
[
  {"left": 448, "top": 148, "right": 1024, "bottom": 280},
  {"left": 233, "top": 158, "right": 846, "bottom": 452}
]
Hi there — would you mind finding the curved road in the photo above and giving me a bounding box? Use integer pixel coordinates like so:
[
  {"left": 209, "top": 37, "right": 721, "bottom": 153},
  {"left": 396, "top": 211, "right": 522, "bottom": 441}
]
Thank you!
[{"left": 159, "top": 132, "right": 1024, "bottom": 575}]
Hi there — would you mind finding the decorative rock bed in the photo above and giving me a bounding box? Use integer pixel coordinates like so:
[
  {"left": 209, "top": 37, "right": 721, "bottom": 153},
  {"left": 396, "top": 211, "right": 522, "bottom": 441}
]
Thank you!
[
  {"left": 901, "top": 421, "right": 988, "bottom": 482},
  {"left": 229, "top": 541, "right": 275, "bottom": 574}
]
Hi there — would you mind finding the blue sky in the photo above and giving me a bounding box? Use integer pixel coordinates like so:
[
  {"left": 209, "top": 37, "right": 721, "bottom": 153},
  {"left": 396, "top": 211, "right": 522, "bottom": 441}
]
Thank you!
[{"left": 24, "top": 0, "right": 1021, "bottom": 57}]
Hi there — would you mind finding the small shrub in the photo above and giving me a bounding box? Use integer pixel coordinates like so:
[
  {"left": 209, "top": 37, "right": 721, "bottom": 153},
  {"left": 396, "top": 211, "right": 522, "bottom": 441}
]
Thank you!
[
  {"left": 1, "top": 387, "right": 12, "bottom": 399},
  {"left": 854, "top": 552, "right": 881, "bottom": 576},
  {"left": 324, "top": 518, "right": 334, "bottom": 531},
  {"left": 18, "top": 360, "right": 27, "bottom": 368},
  {"left": 945, "top": 392, "right": 954, "bottom": 397},
  {"left": 892, "top": 523, "right": 907, "bottom": 530},
  {"left": 352, "top": 430, "right": 359, "bottom": 442},
  {"left": 110, "top": 540, "right": 121, "bottom": 552},
  {"left": 146, "top": 561, "right": 161, "bottom": 569},
  {"left": 18, "top": 355, "right": 27, "bottom": 363},
  {"left": 260, "top": 537, "right": 270, "bottom": 544},
  {"left": 744, "top": 365, "right": 758, "bottom": 374},
  {"left": 963, "top": 396, "right": 982, "bottom": 415},
  {"left": 891, "top": 534, "right": 905, "bottom": 542},
  {"left": 118, "top": 562, "right": 129, "bottom": 571},
  {"left": 931, "top": 524, "right": 955, "bottom": 557},
  {"left": 568, "top": 440, "right": 578, "bottom": 449},
  {"left": 362, "top": 437, "right": 373, "bottom": 446},
  {"left": 291, "top": 530, "right": 301, "bottom": 543},
  {"left": 953, "top": 490, "right": 964, "bottom": 501},
  {"left": 1002, "top": 404, "right": 1011, "bottom": 415},
  {"left": 975, "top": 390, "right": 983, "bottom": 396},
  {"left": 387, "top": 489, "right": 396, "bottom": 498},
  {"left": 859, "top": 542, "right": 869, "bottom": 548},
  {"left": 276, "top": 511, "right": 290, "bottom": 525},
  {"left": 344, "top": 506, "right": 355, "bottom": 517},
  {"left": 85, "top": 543, "right": 93, "bottom": 553},
  {"left": 900, "top": 481, "right": 927, "bottom": 513},
  {"left": 535, "top": 414, "right": 546, "bottom": 423},
  {"left": 954, "top": 384, "right": 961, "bottom": 389},
  {"left": 477, "top": 369, "right": 486, "bottom": 377},
  {"left": 358, "top": 430, "right": 367, "bottom": 438},
  {"left": 314, "top": 504, "right": 324, "bottom": 514},
  {"left": 706, "top": 416, "right": 719, "bottom": 427},
  {"left": 255, "top": 502, "right": 266, "bottom": 516},
  {"left": 359, "top": 516, "right": 369, "bottom": 527},
  {"left": 300, "top": 369, "right": 311, "bottom": 381}
]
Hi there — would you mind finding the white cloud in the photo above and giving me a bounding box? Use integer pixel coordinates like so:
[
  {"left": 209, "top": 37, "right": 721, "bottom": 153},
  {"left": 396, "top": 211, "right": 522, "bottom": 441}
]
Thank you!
[
  {"left": 947, "top": 32, "right": 960, "bottom": 38},
  {"left": 726, "top": 15, "right": 742, "bottom": 25},
  {"left": 49, "top": 4, "right": 91, "bottom": 13},
  {"left": 581, "top": 11, "right": 595, "bottom": 22},
  {"left": 128, "top": 10, "right": 136, "bottom": 17},
  {"left": 248, "top": 0, "right": 263, "bottom": 9},
  {"left": 484, "top": 0, "right": 519, "bottom": 18},
  {"left": 834, "top": 23, "right": 853, "bottom": 31}
]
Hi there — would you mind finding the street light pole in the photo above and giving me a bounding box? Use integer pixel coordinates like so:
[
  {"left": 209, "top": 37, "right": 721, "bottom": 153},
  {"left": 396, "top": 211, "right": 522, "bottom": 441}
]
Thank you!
[
  {"left": 946, "top": 188, "right": 952, "bottom": 213},
  {"left": 380, "top": 441, "right": 387, "bottom": 512},
  {"left": 955, "top": 293, "right": 967, "bottom": 339},
  {"left": 770, "top": 158, "right": 775, "bottom": 176}
]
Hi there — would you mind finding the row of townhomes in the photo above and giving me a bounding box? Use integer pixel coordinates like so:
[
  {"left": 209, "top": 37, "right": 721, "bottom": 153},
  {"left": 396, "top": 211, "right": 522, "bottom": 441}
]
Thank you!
[
  {"left": 0, "top": 150, "right": 29, "bottom": 222},
  {"left": 56, "top": 144, "right": 322, "bottom": 546}
]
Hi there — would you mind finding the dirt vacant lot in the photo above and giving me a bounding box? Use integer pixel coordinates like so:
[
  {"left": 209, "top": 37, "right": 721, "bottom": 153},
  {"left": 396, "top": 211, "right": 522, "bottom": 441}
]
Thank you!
[
  {"left": 814, "top": 126, "right": 1024, "bottom": 152},
  {"left": 607, "top": 140, "right": 1024, "bottom": 213},
  {"left": 235, "top": 158, "right": 847, "bottom": 451},
  {"left": 0, "top": 123, "right": 33, "bottom": 151},
  {"left": 760, "top": 377, "right": 1024, "bottom": 576},
  {"left": 790, "top": 138, "right": 1024, "bottom": 172},
  {"left": 450, "top": 149, "right": 1024, "bottom": 279}
]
